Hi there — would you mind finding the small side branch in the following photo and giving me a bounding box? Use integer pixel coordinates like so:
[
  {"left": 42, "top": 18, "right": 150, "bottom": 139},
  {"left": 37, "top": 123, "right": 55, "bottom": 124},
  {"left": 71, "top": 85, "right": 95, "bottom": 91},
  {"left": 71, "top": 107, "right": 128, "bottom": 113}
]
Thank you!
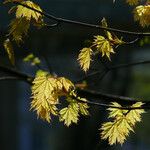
[
  {"left": 0, "top": 65, "right": 150, "bottom": 110},
  {"left": 9, "top": 1, "right": 150, "bottom": 36},
  {"left": 76, "top": 60, "right": 150, "bottom": 82}
]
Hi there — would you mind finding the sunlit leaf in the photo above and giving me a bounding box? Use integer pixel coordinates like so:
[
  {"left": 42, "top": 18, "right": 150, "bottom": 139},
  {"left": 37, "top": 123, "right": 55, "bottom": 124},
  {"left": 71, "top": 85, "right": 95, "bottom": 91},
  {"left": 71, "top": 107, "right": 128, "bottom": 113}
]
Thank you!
[
  {"left": 78, "top": 47, "right": 93, "bottom": 72},
  {"left": 126, "top": 0, "right": 139, "bottom": 5},
  {"left": 58, "top": 77, "right": 74, "bottom": 92},
  {"left": 16, "top": 1, "right": 43, "bottom": 23},
  {"left": 101, "top": 117, "right": 134, "bottom": 145},
  {"left": 9, "top": 18, "right": 30, "bottom": 44},
  {"left": 101, "top": 102, "right": 145, "bottom": 145},
  {"left": 3, "top": 38, "right": 15, "bottom": 65},
  {"left": 126, "top": 102, "right": 145, "bottom": 125},
  {"left": 107, "top": 102, "right": 125, "bottom": 118},
  {"left": 101, "top": 18, "right": 113, "bottom": 41},
  {"left": 23, "top": 53, "right": 41, "bottom": 66},
  {"left": 59, "top": 103, "right": 79, "bottom": 126},
  {"left": 134, "top": 5, "right": 150, "bottom": 27},
  {"left": 93, "top": 35, "right": 114, "bottom": 60}
]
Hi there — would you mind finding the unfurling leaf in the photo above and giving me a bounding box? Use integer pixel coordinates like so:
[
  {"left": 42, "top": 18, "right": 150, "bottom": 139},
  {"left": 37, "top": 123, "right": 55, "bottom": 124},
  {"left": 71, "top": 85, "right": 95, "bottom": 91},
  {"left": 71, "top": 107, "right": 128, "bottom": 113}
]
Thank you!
[
  {"left": 126, "top": 0, "right": 139, "bottom": 5},
  {"left": 134, "top": 5, "right": 150, "bottom": 27},
  {"left": 59, "top": 91, "right": 89, "bottom": 126},
  {"left": 58, "top": 77, "right": 74, "bottom": 92},
  {"left": 126, "top": 102, "right": 145, "bottom": 125},
  {"left": 23, "top": 53, "right": 41, "bottom": 66},
  {"left": 59, "top": 103, "right": 79, "bottom": 126},
  {"left": 78, "top": 47, "right": 93, "bottom": 72},
  {"left": 9, "top": 18, "right": 30, "bottom": 44},
  {"left": 31, "top": 70, "right": 75, "bottom": 123},
  {"left": 78, "top": 101, "right": 89, "bottom": 116},
  {"left": 93, "top": 35, "right": 114, "bottom": 60},
  {"left": 101, "top": 117, "right": 133, "bottom": 145},
  {"left": 100, "top": 102, "right": 145, "bottom": 145},
  {"left": 101, "top": 18, "right": 113, "bottom": 41},
  {"left": 31, "top": 73, "right": 59, "bottom": 122},
  {"left": 3, "top": 38, "right": 15, "bottom": 65},
  {"left": 107, "top": 102, "right": 124, "bottom": 118},
  {"left": 15, "top": 1, "right": 43, "bottom": 23}
]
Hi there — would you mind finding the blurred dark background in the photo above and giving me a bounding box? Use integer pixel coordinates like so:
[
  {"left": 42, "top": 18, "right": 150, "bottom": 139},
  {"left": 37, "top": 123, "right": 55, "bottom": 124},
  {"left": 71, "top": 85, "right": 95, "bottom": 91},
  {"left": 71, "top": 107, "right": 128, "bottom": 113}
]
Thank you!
[{"left": 0, "top": 0, "right": 150, "bottom": 150}]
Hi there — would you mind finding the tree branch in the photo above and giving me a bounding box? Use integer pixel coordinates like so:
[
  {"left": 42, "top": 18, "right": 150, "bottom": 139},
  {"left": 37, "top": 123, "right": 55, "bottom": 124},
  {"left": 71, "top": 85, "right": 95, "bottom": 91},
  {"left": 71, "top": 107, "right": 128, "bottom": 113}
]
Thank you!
[
  {"left": 76, "top": 60, "right": 150, "bottom": 82},
  {"left": 0, "top": 65, "right": 33, "bottom": 84},
  {"left": 10, "top": 1, "right": 150, "bottom": 36},
  {"left": 0, "top": 64, "right": 150, "bottom": 110}
]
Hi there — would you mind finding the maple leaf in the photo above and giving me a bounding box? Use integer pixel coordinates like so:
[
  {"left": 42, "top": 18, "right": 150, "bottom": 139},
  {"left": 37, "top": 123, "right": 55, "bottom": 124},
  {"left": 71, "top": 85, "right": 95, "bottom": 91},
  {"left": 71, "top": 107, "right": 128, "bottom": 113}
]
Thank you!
[
  {"left": 31, "top": 72, "right": 59, "bottom": 122},
  {"left": 32, "top": 74, "right": 59, "bottom": 104},
  {"left": 107, "top": 102, "right": 125, "bottom": 118},
  {"left": 134, "top": 5, "right": 150, "bottom": 27},
  {"left": 78, "top": 47, "right": 93, "bottom": 72},
  {"left": 15, "top": 1, "right": 43, "bottom": 23},
  {"left": 101, "top": 117, "right": 134, "bottom": 145},
  {"left": 3, "top": 38, "right": 15, "bottom": 65},
  {"left": 77, "top": 98, "right": 89, "bottom": 116},
  {"left": 126, "top": 102, "right": 145, "bottom": 125},
  {"left": 126, "top": 0, "right": 139, "bottom": 5},
  {"left": 101, "top": 18, "right": 113, "bottom": 41},
  {"left": 9, "top": 18, "right": 30, "bottom": 44},
  {"left": 58, "top": 77, "right": 74, "bottom": 92},
  {"left": 23, "top": 53, "right": 41, "bottom": 66},
  {"left": 101, "top": 102, "right": 145, "bottom": 145},
  {"left": 78, "top": 102, "right": 89, "bottom": 116},
  {"left": 59, "top": 103, "right": 79, "bottom": 126},
  {"left": 31, "top": 70, "right": 76, "bottom": 123},
  {"left": 93, "top": 35, "right": 115, "bottom": 60}
]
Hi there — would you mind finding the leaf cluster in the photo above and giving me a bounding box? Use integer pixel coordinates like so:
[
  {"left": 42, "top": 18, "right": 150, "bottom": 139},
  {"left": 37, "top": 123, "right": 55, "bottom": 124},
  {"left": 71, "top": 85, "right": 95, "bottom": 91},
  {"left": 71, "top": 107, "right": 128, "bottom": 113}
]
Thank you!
[{"left": 100, "top": 102, "right": 145, "bottom": 145}]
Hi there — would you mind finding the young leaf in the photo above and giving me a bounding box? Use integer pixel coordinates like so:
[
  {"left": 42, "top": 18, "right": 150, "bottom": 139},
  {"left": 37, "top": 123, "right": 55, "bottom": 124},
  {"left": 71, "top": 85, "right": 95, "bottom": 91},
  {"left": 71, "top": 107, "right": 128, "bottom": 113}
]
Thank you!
[
  {"left": 107, "top": 102, "right": 125, "bottom": 118},
  {"left": 101, "top": 102, "right": 145, "bottom": 145},
  {"left": 78, "top": 102, "right": 89, "bottom": 116},
  {"left": 93, "top": 35, "right": 114, "bottom": 60},
  {"left": 3, "top": 38, "right": 15, "bottom": 65},
  {"left": 101, "top": 117, "right": 134, "bottom": 145},
  {"left": 59, "top": 103, "right": 79, "bottom": 126},
  {"left": 9, "top": 18, "right": 30, "bottom": 44},
  {"left": 101, "top": 18, "right": 113, "bottom": 41},
  {"left": 126, "top": 102, "right": 145, "bottom": 125},
  {"left": 31, "top": 72, "right": 59, "bottom": 122},
  {"left": 23, "top": 53, "right": 41, "bottom": 66},
  {"left": 58, "top": 77, "right": 74, "bottom": 92},
  {"left": 126, "top": 0, "right": 139, "bottom": 6},
  {"left": 134, "top": 5, "right": 150, "bottom": 27},
  {"left": 15, "top": 1, "right": 43, "bottom": 23},
  {"left": 78, "top": 47, "right": 93, "bottom": 72}
]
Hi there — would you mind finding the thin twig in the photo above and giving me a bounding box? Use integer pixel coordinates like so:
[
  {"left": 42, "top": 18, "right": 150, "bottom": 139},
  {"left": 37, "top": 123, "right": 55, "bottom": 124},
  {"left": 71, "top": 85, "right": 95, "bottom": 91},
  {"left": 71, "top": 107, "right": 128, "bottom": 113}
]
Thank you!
[
  {"left": 10, "top": 1, "right": 150, "bottom": 36},
  {"left": 0, "top": 65, "right": 150, "bottom": 110},
  {"left": 0, "top": 64, "right": 33, "bottom": 84},
  {"left": 76, "top": 60, "right": 150, "bottom": 82}
]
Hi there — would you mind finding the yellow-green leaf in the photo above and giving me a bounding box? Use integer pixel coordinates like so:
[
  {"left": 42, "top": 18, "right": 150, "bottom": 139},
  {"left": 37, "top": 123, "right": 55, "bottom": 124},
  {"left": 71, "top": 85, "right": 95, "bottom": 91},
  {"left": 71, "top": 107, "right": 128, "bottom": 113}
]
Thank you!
[
  {"left": 9, "top": 18, "right": 30, "bottom": 44},
  {"left": 59, "top": 103, "right": 79, "bottom": 126},
  {"left": 134, "top": 5, "right": 150, "bottom": 27},
  {"left": 101, "top": 117, "right": 134, "bottom": 145},
  {"left": 93, "top": 35, "right": 114, "bottom": 60},
  {"left": 3, "top": 38, "right": 15, "bottom": 65},
  {"left": 58, "top": 77, "right": 74, "bottom": 92},
  {"left": 101, "top": 18, "right": 113, "bottom": 41},
  {"left": 78, "top": 102, "right": 89, "bottom": 116},
  {"left": 126, "top": 102, "right": 145, "bottom": 125},
  {"left": 31, "top": 73, "right": 59, "bottom": 122},
  {"left": 16, "top": 1, "right": 43, "bottom": 22},
  {"left": 78, "top": 47, "right": 93, "bottom": 72},
  {"left": 126, "top": 0, "right": 139, "bottom": 6},
  {"left": 23, "top": 53, "right": 41, "bottom": 66},
  {"left": 107, "top": 102, "right": 125, "bottom": 118}
]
